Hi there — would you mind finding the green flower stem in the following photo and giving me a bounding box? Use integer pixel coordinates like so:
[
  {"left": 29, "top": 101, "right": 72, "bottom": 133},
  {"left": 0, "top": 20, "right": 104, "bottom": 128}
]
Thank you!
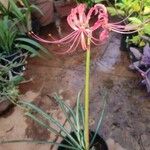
[{"left": 84, "top": 37, "right": 91, "bottom": 150}]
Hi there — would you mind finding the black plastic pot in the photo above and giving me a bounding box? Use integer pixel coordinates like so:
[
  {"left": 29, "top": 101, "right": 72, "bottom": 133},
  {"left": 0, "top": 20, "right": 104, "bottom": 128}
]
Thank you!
[
  {"left": 0, "top": 50, "right": 27, "bottom": 77},
  {"left": 120, "top": 34, "right": 129, "bottom": 51},
  {"left": 58, "top": 131, "right": 108, "bottom": 150},
  {"left": 31, "top": 18, "right": 40, "bottom": 34},
  {"left": 120, "top": 33, "right": 138, "bottom": 52}
]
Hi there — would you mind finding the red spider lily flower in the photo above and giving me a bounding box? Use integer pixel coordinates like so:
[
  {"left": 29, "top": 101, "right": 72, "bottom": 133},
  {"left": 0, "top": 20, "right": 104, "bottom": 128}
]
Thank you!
[
  {"left": 30, "top": 4, "right": 141, "bottom": 54},
  {"left": 30, "top": 4, "right": 109, "bottom": 54},
  {"left": 99, "top": 29, "right": 109, "bottom": 41},
  {"left": 94, "top": 4, "right": 142, "bottom": 37}
]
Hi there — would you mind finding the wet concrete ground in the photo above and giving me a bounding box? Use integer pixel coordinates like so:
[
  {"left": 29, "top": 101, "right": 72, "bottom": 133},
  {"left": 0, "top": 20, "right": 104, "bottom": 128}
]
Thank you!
[{"left": 0, "top": 19, "right": 150, "bottom": 150}]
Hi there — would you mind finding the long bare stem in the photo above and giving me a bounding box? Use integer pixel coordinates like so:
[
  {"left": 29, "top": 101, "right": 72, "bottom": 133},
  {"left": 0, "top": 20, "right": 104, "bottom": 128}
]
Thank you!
[{"left": 84, "top": 37, "right": 91, "bottom": 150}]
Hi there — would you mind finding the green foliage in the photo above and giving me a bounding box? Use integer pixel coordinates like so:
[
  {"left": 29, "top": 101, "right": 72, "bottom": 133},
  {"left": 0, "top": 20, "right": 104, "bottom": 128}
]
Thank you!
[
  {"left": 143, "top": 24, "right": 150, "bottom": 35},
  {"left": 0, "top": 63, "right": 21, "bottom": 103},
  {"left": 0, "top": 16, "right": 18, "bottom": 55},
  {"left": 0, "top": 0, "right": 42, "bottom": 33},
  {"left": 108, "top": 0, "right": 150, "bottom": 20},
  {"left": 76, "top": 0, "right": 105, "bottom": 7},
  {"left": 0, "top": 1, "right": 48, "bottom": 57},
  {"left": 128, "top": 35, "right": 145, "bottom": 47},
  {"left": 0, "top": 1, "right": 10, "bottom": 16},
  {"left": 15, "top": 37, "right": 49, "bottom": 57},
  {"left": 0, "top": 1, "right": 49, "bottom": 107},
  {"left": 16, "top": 90, "right": 107, "bottom": 149},
  {"left": 106, "top": 7, "right": 125, "bottom": 16},
  {"left": 128, "top": 17, "right": 142, "bottom": 25},
  {"left": 107, "top": 0, "right": 150, "bottom": 47},
  {"left": 0, "top": 16, "right": 48, "bottom": 56}
]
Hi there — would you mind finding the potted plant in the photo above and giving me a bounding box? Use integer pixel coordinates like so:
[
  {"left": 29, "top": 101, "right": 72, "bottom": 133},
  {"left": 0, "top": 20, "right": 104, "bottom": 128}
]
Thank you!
[
  {"left": 0, "top": 3, "right": 143, "bottom": 149},
  {"left": 20, "top": 4, "right": 110, "bottom": 149},
  {"left": 0, "top": 0, "right": 49, "bottom": 115},
  {"left": 0, "top": 0, "right": 43, "bottom": 33},
  {"left": 0, "top": 61, "right": 22, "bottom": 115},
  {"left": 0, "top": 82, "right": 19, "bottom": 115},
  {"left": 129, "top": 36, "right": 150, "bottom": 92},
  {"left": 18, "top": 89, "right": 108, "bottom": 149},
  {"left": 29, "top": 3, "right": 143, "bottom": 148},
  {"left": 0, "top": 16, "right": 48, "bottom": 77},
  {"left": 106, "top": 0, "right": 150, "bottom": 92}
]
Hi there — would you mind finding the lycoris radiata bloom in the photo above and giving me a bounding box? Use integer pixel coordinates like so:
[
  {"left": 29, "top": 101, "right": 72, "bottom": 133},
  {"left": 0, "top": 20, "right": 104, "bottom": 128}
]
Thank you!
[{"left": 30, "top": 4, "right": 141, "bottom": 54}]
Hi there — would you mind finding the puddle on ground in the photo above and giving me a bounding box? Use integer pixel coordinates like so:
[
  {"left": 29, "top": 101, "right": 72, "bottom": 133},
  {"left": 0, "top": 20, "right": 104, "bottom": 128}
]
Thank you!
[{"left": 96, "top": 34, "right": 121, "bottom": 72}]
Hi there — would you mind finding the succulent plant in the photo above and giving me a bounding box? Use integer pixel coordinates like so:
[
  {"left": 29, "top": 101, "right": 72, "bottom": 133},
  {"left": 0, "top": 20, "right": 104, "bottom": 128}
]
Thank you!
[{"left": 129, "top": 41, "right": 150, "bottom": 92}]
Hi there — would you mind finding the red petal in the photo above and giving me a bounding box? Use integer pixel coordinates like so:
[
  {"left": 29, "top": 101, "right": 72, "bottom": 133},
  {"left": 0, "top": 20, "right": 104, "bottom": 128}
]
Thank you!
[{"left": 99, "top": 30, "right": 109, "bottom": 42}]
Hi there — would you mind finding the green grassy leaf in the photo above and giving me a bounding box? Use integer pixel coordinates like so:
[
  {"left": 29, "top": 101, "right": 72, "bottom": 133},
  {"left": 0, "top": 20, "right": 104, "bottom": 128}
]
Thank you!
[
  {"left": 107, "top": 7, "right": 125, "bottom": 16},
  {"left": 90, "top": 90, "right": 107, "bottom": 147},
  {"left": 128, "top": 17, "right": 142, "bottom": 24},
  {"left": 51, "top": 94, "right": 76, "bottom": 132},
  {"left": 15, "top": 44, "right": 39, "bottom": 56},
  {"left": 0, "top": 139, "right": 78, "bottom": 150},
  {"left": 20, "top": 101, "right": 82, "bottom": 149},
  {"left": 15, "top": 37, "right": 49, "bottom": 54},
  {"left": 143, "top": 24, "right": 150, "bottom": 35}
]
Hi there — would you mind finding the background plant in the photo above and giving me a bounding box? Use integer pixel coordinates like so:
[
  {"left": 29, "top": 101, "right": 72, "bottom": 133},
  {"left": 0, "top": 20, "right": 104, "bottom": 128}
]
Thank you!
[
  {"left": 0, "top": 62, "right": 22, "bottom": 104},
  {"left": 0, "top": 0, "right": 42, "bottom": 33},
  {"left": 29, "top": 3, "right": 144, "bottom": 149},
  {"left": 0, "top": 89, "right": 107, "bottom": 150},
  {"left": 0, "top": 16, "right": 48, "bottom": 57},
  {"left": 76, "top": 0, "right": 101, "bottom": 7},
  {"left": 129, "top": 36, "right": 150, "bottom": 92},
  {"left": 107, "top": 0, "right": 150, "bottom": 47},
  {"left": 22, "top": 90, "right": 106, "bottom": 150},
  {"left": 76, "top": 0, "right": 116, "bottom": 7},
  {"left": 0, "top": 0, "right": 49, "bottom": 113},
  {"left": 0, "top": 2, "right": 142, "bottom": 149}
]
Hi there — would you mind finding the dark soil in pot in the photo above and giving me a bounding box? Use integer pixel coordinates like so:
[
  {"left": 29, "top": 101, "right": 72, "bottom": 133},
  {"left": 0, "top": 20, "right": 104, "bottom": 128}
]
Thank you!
[{"left": 58, "top": 131, "right": 108, "bottom": 150}]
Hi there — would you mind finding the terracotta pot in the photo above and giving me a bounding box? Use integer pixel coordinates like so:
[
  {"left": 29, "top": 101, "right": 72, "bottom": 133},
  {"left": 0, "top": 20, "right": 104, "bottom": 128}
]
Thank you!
[
  {"left": 54, "top": 0, "right": 76, "bottom": 18},
  {"left": 0, "top": 100, "right": 13, "bottom": 115},
  {"left": 29, "top": 0, "right": 54, "bottom": 26}
]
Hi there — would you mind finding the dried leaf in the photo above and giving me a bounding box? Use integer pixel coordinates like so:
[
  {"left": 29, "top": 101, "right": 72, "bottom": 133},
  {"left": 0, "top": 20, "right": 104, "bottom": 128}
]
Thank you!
[{"left": 142, "top": 44, "right": 150, "bottom": 65}]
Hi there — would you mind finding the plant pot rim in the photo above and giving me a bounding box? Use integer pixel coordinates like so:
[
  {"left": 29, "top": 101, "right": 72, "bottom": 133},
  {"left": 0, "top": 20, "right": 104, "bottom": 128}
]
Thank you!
[{"left": 58, "top": 130, "right": 108, "bottom": 150}]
